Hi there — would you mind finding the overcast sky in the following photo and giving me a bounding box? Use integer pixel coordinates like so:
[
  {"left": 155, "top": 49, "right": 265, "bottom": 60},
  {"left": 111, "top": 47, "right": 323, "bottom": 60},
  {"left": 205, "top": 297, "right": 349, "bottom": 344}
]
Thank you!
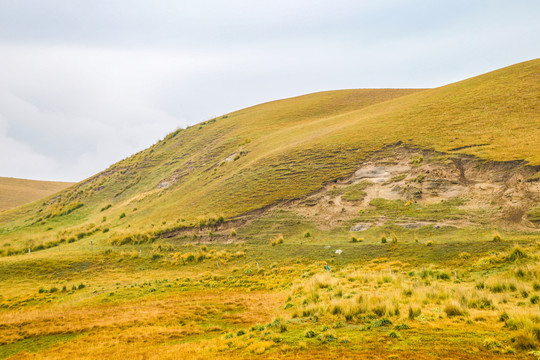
[{"left": 0, "top": 1, "right": 538, "bottom": 181}]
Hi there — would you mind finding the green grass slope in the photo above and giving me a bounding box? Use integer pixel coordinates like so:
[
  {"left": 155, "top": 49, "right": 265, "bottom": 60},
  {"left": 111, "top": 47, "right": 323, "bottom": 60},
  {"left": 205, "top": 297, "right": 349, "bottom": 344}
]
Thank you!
[
  {"left": 0, "top": 177, "right": 74, "bottom": 211},
  {"left": 0, "top": 59, "right": 538, "bottom": 251}
]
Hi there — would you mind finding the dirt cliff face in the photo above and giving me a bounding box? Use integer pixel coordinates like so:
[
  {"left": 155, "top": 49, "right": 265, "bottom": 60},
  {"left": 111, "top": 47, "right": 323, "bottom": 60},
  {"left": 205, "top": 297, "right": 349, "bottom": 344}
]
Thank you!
[{"left": 287, "top": 146, "right": 540, "bottom": 230}]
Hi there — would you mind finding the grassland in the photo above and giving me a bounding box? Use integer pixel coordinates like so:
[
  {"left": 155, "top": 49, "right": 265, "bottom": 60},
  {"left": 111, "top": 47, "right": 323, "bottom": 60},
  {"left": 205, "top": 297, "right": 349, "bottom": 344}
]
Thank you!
[
  {"left": 0, "top": 59, "right": 539, "bottom": 358},
  {"left": 0, "top": 177, "right": 74, "bottom": 211}
]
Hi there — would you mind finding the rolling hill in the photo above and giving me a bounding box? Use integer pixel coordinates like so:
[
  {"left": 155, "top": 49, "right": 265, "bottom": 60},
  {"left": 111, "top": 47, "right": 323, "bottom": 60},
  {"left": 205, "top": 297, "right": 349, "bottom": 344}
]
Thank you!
[
  {"left": 0, "top": 59, "right": 538, "bottom": 249},
  {"left": 0, "top": 177, "right": 74, "bottom": 211}
]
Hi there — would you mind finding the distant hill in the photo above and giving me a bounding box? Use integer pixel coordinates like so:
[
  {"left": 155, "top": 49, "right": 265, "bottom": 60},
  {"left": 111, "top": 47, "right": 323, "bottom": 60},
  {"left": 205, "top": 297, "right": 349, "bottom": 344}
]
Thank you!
[{"left": 0, "top": 177, "right": 74, "bottom": 211}]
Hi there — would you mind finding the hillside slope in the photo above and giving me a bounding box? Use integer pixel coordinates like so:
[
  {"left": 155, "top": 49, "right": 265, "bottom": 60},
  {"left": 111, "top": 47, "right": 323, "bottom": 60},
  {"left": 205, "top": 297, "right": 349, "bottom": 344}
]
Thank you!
[
  {"left": 0, "top": 177, "right": 74, "bottom": 211},
  {"left": 0, "top": 59, "right": 538, "bottom": 251}
]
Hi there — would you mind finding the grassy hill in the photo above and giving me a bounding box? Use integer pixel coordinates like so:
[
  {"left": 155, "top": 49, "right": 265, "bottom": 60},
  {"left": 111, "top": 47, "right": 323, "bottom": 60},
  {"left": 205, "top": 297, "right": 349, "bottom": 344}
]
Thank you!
[
  {"left": 1, "top": 59, "right": 538, "bottom": 247},
  {"left": 0, "top": 59, "right": 539, "bottom": 359},
  {"left": 0, "top": 177, "right": 74, "bottom": 211}
]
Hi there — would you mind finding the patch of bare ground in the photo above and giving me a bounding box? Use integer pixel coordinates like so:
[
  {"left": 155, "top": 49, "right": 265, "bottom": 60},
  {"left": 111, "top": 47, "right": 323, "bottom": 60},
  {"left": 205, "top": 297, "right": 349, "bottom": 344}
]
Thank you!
[{"left": 285, "top": 145, "right": 539, "bottom": 231}]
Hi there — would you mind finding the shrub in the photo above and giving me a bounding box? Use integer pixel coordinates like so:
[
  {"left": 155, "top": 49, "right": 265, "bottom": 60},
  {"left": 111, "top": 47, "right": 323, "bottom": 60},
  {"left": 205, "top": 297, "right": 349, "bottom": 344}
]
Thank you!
[
  {"left": 49, "top": 287, "right": 58, "bottom": 293},
  {"left": 531, "top": 295, "right": 539, "bottom": 304},
  {"left": 305, "top": 330, "right": 316, "bottom": 338},
  {"left": 78, "top": 283, "right": 85, "bottom": 290},
  {"left": 492, "top": 232, "right": 502, "bottom": 242},
  {"left": 236, "top": 330, "right": 245, "bottom": 336},
  {"left": 100, "top": 204, "right": 112, "bottom": 212},
  {"left": 389, "top": 331, "right": 399, "bottom": 338},
  {"left": 230, "top": 229, "right": 237, "bottom": 237},
  {"left": 119, "top": 213, "right": 126, "bottom": 219},
  {"left": 381, "top": 237, "right": 387, "bottom": 244},
  {"left": 152, "top": 254, "right": 163, "bottom": 260},
  {"left": 426, "top": 241, "right": 434, "bottom": 247},
  {"left": 304, "top": 231, "right": 311, "bottom": 238}
]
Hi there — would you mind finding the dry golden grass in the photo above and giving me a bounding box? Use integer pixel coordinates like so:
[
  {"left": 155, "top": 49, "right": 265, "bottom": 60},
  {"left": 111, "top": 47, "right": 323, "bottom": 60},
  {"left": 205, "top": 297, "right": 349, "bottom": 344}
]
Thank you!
[{"left": 0, "top": 177, "right": 74, "bottom": 211}]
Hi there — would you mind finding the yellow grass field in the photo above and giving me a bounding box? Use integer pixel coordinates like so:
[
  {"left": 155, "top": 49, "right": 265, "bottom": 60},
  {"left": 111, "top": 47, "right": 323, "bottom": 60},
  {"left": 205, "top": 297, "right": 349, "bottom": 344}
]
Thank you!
[{"left": 0, "top": 177, "right": 74, "bottom": 212}]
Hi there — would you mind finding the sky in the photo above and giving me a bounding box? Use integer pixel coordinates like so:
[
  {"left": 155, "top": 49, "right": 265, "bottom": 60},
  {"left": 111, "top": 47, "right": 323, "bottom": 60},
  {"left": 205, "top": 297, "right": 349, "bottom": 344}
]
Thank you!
[{"left": 0, "top": 1, "right": 538, "bottom": 182}]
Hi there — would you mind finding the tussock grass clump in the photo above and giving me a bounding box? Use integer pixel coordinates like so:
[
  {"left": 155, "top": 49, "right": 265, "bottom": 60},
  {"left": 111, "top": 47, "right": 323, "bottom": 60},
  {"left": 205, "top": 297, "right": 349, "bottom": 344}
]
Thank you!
[
  {"left": 444, "top": 302, "right": 468, "bottom": 317},
  {"left": 468, "top": 296, "right": 495, "bottom": 310},
  {"left": 270, "top": 235, "right": 284, "bottom": 246},
  {"left": 507, "top": 248, "right": 528, "bottom": 262},
  {"left": 514, "top": 332, "right": 537, "bottom": 350},
  {"left": 483, "top": 337, "right": 513, "bottom": 354},
  {"left": 111, "top": 232, "right": 155, "bottom": 246},
  {"left": 395, "top": 323, "right": 410, "bottom": 330}
]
